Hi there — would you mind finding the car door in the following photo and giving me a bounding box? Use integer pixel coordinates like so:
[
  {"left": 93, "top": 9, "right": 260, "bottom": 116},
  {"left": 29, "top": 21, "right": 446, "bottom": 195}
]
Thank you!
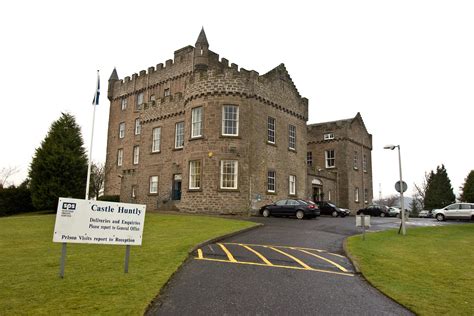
[
  {"left": 285, "top": 200, "right": 299, "bottom": 216},
  {"left": 444, "top": 204, "right": 459, "bottom": 219},
  {"left": 273, "top": 200, "right": 288, "bottom": 215},
  {"left": 458, "top": 204, "right": 472, "bottom": 219}
]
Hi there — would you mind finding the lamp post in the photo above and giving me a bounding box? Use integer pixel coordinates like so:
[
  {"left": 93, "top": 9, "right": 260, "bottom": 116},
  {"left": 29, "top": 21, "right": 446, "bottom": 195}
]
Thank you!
[{"left": 384, "top": 144, "right": 406, "bottom": 235}]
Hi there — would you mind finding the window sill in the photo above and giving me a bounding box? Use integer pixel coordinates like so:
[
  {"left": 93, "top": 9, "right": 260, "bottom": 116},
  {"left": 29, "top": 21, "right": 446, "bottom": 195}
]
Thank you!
[
  {"left": 220, "top": 135, "right": 241, "bottom": 139},
  {"left": 173, "top": 147, "right": 184, "bottom": 151},
  {"left": 148, "top": 193, "right": 158, "bottom": 196},
  {"left": 288, "top": 148, "right": 297, "bottom": 153},
  {"left": 189, "top": 136, "right": 204, "bottom": 141},
  {"left": 326, "top": 166, "right": 336, "bottom": 169},
  {"left": 218, "top": 188, "right": 239, "bottom": 192},
  {"left": 266, "top": 191, "right": 277, "bottom": 195},
  {"left": 187, "top": 188, "right": 202, "bottom": 192},
  {"left": 151, "top": 150, "right": 161, "bottom": 154},
  {"left": 266, "top": 141, "right": 277, "bottom": 147}
]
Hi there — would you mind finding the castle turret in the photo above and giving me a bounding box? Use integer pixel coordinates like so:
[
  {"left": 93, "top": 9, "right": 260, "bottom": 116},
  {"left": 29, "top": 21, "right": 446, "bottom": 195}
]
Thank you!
[
  {"left": 108, "top": 68, "right": 119, "bottom": 101},
  {"left": 193, "top": 28, "right": 209, "bottom": 71}
]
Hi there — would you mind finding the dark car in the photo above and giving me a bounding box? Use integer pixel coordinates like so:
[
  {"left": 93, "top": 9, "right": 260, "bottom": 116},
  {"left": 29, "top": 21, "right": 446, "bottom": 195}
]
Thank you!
[
  {"left": 357, "top": 205, "right": 390, "bottom": 217},
  {"left": 260, "top": 199, "right": 320, "bottom": 219},
  {"left": 315, "top": 201, "right": 347, "bottom": 217}
]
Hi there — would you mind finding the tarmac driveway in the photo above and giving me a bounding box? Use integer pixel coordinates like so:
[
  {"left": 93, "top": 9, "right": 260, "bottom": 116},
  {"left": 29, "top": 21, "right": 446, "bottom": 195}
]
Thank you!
[{"left": 146, "top": 216, "right": 423, "bottom": 315}]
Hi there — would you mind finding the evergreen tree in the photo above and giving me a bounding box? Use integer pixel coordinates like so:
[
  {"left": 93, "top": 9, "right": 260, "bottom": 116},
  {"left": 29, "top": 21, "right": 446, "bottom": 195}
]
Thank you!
[
  {"left": 424, "top": 165, "right": 455, "bottom": 210},
  {"left": 460, "top": 170, "right": 474, "bottom": 202},
  {"left": 29, "top": 113, "right": 88, "bottom": 210}
]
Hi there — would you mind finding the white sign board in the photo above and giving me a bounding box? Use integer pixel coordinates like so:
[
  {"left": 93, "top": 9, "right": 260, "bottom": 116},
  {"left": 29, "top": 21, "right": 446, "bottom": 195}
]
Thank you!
[
  {"left": 356, "top": 215, "right": 371, "bottom": 227},
  {"left": 53, "top": 198, "right": 146, "bottom": 246}
]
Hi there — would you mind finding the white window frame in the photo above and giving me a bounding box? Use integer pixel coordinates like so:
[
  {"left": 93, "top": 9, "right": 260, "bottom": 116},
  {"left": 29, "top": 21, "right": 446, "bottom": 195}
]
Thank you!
[
  {"left": 355, "top": 187, "right": 359, "bottom": 202},
  {"left": 133, "top": 146, "right": 139, "bottom": 165},
  {"left": 328, "top": 190, "right": 332, "bottom": 201},
  {"left": 267, "top": 117, "right": 275, "bottom": 144},
  {"left": 152, "top": 127, "right": 161, "bottom": 153},
  {"left": 307, "top": 151, "right": 313, "bottom": 166},
  {"left": 149, "top": 176, "right": 158, "bottom": 194},
  {"left": 267, "top": 171, "right": 276, "bottom": 193},
  {"left": 289, "top": 175, "right": 296, "bottom": 195},
  {"left": 191, "top": 107, "right": 203, "bottom": 138},
  {"left": 353, "top": 151, "right": 358, "bottom": 170},
  {"left": 325, "top": 150, "right": 335, "bottom": 168},
  {"left": 364, "top": 188, "right": 368, "bottom": 203},
  {"left": 137, "top": 92, "right": 144, "bottom": 110},
  {"left": 119, "top": 122, "right": 125, "bottom": 139},
  {"left": 131, "top": 185, "right": 137, "bottom": 198},
  {"left": 135, "top": 118, "right": 141, "bottom": 135},
  {"left": 121, "top": 98, "right": 127, "bottom": 111},
  {"left": 175, "top": 122, "right": 184, "bottom": 149},
  {"left": 164, "top": 88, "right": 170, "bottom": 97},
  {"left": 222, "top": 105, "right": 239, "bottom": 136},
  {"left": 220, "top": 160, "right": 238, "bottom": 189},
  {"left": 363, "top": 154, "right": 368, "bottom": 172},
  {"left": 324, "top": 132, "right": 334, "bottom": 140},
  {"left": 288, "top": 125, "right": 296, "bottom": 150},
  {"left": 189, "top": 160, "right": 201, "bottom": 190},
  {"left": 117, "top": 149, "right": 123, "bottom": 166}
]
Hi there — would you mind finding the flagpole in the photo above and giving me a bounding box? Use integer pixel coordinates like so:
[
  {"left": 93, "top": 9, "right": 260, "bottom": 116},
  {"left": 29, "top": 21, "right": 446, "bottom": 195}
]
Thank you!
[{"left": 85, "top": 70, "right": 100, "bottom": 200}]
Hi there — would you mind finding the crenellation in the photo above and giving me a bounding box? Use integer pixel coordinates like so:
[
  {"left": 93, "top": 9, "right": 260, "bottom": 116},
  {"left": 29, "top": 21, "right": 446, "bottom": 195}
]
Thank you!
[
  {"left": 165, "top": 59, "right": 173, "bottom": 67},
  {"left": 230, "top": 63, "right": 238, "bottom": 71},
  {"left": 220, "top": 58, "right": 229, "bottom": 67},
  {"left": 148, "top": 66, "right": 155, "bottom": 74},
  {"left": 156, "top": 63, "right": 163, "bottom": 70},
  {"left": 139, "top": 70, "right": 146, "bottom": 76},
  {"left": 125, "top": 76, "right": 131, "bottom": 82}
]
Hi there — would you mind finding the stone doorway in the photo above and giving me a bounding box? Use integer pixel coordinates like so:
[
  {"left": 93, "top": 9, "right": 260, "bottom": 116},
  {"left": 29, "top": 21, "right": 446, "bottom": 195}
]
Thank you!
[{"left": 172, "top": 174, "right": 182, "bottom": 200}]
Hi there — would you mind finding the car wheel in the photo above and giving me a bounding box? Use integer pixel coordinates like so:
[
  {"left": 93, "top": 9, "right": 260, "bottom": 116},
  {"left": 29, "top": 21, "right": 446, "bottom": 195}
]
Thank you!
[
  {"left": 380, "top": 212, "right": 386, "bottom": 217},
  {"left": 331, "top": 210, "right": 338, "bottom": 217},
  {"left": 262, "top": 209, "right": 270, "bottom": 218},
  {"left": 436, "top": 213, "right": 445, "bottom": 221},
  {"left": 296, "top": 210, "right": 305, "bottom": 220}
]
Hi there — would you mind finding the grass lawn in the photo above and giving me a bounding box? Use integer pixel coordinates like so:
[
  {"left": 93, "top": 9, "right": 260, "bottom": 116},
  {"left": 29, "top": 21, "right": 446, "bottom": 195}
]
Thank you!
[
  {"left": 346, "top": 224, "right": 474, "bottom": 315},
  {"left": 0, "top": 213, "right": 257, "bottom": 315}
]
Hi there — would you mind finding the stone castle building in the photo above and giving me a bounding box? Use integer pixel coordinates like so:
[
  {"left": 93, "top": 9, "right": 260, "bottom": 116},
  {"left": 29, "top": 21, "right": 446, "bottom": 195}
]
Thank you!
[
  {"left": 104, "top": 29, "right": 308, "bottom": 214},
  {"left": 104, "top": 29, "right": 372, "bottom": 214},
  {"left": 306, "top": 113, "right": 373, "bottom": 212}
]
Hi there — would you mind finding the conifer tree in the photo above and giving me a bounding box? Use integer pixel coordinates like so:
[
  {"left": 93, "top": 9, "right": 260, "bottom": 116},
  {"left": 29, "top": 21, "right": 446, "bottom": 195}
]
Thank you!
[
  {"left": 424, "top": 165, "right": 455, "bottom": 210},
  {"left": 29, "top": 113, "right": 88, "bottom": 210},
  {"left": 460, "top": 170, "right": 474, "bottom": 202}
]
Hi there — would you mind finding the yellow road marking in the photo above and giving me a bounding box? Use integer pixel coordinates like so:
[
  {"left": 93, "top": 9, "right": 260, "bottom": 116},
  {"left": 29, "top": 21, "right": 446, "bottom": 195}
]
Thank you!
[
  {"left": 240, "top": 244, "right": 273, "bottom": 266},
  {"left": 267, "top": 246, "right": 312, "bottom": 270},
  {"left": 296, "top": 249, "right": 348, "bottom": 272},
  {"left": 223, "top": 242, "right": 345, "bottom": 258},
  {"left": 197, "top": 249, "right": 203, "bottom": 259},
  {"left": 218, "top": 243, "right": 237, "bottom": 262},
  {"left": 195, "top": 257, "right": 354, "bottom": 277}
]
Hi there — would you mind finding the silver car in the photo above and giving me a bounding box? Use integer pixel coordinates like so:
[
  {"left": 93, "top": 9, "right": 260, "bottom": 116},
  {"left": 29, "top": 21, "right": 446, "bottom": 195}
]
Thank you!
[{"left": 432, "top": 203, "right": 474, "bottom": 221}]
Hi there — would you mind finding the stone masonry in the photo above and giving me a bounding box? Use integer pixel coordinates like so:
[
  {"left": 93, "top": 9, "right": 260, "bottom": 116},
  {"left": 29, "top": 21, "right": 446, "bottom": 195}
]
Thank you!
[{"left": 104, "top": 29, "right": 308, "bottom": 214}]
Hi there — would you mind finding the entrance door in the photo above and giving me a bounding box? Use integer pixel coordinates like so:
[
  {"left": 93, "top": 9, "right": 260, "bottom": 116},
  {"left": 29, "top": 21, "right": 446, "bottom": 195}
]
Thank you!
[
  {"left": 172, "top": 174, "right": 182, "bottom": 200},
  {"left": 312, "top": 186, "right": 323, "bottom": 202}
]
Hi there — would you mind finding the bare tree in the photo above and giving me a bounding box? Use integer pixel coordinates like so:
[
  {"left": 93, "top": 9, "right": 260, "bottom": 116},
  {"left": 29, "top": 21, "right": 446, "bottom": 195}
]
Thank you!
[
  {"left": 0, "top": 166, "right": 20, "bottom": 188},
  {"left": 89, "top": 162, "right": 106, "bottom": 199},
  {"left": 373, "top": 194, "right": 398, "bottom": 207},
  {"left": 413, "top": 172, "right": 430, "bottom": 209}
]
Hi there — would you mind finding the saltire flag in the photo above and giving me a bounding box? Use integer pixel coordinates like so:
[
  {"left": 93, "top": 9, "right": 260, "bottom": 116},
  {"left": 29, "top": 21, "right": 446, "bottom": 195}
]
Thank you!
[{"left": 92, "top": 70, "right": 100, "bottom": 105}]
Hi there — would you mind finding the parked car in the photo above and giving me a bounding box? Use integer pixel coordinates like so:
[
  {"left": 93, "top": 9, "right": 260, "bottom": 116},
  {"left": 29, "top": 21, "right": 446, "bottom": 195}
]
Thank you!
[
  {"left": 418, "top": 210, "right": 432, "bottom": 218},
  {"left": 357, "top": 205, "right": 390, "bottom": 217},
  {"left": 388, "top": 207, "right": 411, "bottom": 218},
  {"left": 432, "top": 203, "right": 474, "bottom": 221},
  {"left": 260, "top": 199, "right": 320, "bottom": 219},
  {"left": 315, "top": 201, "right": 348, "bottom": 217}
]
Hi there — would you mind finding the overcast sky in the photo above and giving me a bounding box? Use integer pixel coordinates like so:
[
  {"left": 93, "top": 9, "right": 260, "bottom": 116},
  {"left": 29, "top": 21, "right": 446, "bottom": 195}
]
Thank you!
[{"left": 1, "top": 0, "right": 473, "bottom": 199}]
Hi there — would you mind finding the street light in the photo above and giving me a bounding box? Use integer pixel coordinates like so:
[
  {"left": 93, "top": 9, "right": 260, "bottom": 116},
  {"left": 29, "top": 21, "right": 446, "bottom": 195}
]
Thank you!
[{"left": 384, "top": 144, "right": 406, "bottom": 235}]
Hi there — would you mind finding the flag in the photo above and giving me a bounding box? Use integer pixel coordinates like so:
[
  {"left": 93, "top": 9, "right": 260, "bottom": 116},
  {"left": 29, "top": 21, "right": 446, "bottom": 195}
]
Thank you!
[{"left": 92, "top": 70, "right": 100, "bottom": 105}]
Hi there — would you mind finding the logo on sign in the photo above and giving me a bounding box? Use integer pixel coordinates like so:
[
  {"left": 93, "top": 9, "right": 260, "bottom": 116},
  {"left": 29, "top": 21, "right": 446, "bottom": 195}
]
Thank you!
[{"left": 62, "top": 202, "right": 76, "bottom": 211}]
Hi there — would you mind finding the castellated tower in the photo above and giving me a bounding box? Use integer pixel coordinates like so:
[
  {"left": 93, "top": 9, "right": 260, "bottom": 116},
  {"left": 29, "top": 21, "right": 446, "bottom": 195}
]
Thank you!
[{"left": 104, "top": 29, "right": 308, "bottom": 214}]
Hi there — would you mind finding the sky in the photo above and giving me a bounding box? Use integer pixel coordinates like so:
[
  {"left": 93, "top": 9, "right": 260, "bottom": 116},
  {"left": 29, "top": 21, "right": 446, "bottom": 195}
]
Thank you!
[{"left": 1, "top": 0, "right": 473, "bottom": 199}]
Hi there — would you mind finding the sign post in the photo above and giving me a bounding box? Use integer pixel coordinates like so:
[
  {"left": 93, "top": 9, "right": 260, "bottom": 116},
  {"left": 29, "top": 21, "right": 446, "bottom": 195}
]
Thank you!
[
  {"left": 356, "top": 215, "right": 371, "bottom": 240},
  {"left": 53, "top": 198, "right": 146, "bottom": 278}
]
